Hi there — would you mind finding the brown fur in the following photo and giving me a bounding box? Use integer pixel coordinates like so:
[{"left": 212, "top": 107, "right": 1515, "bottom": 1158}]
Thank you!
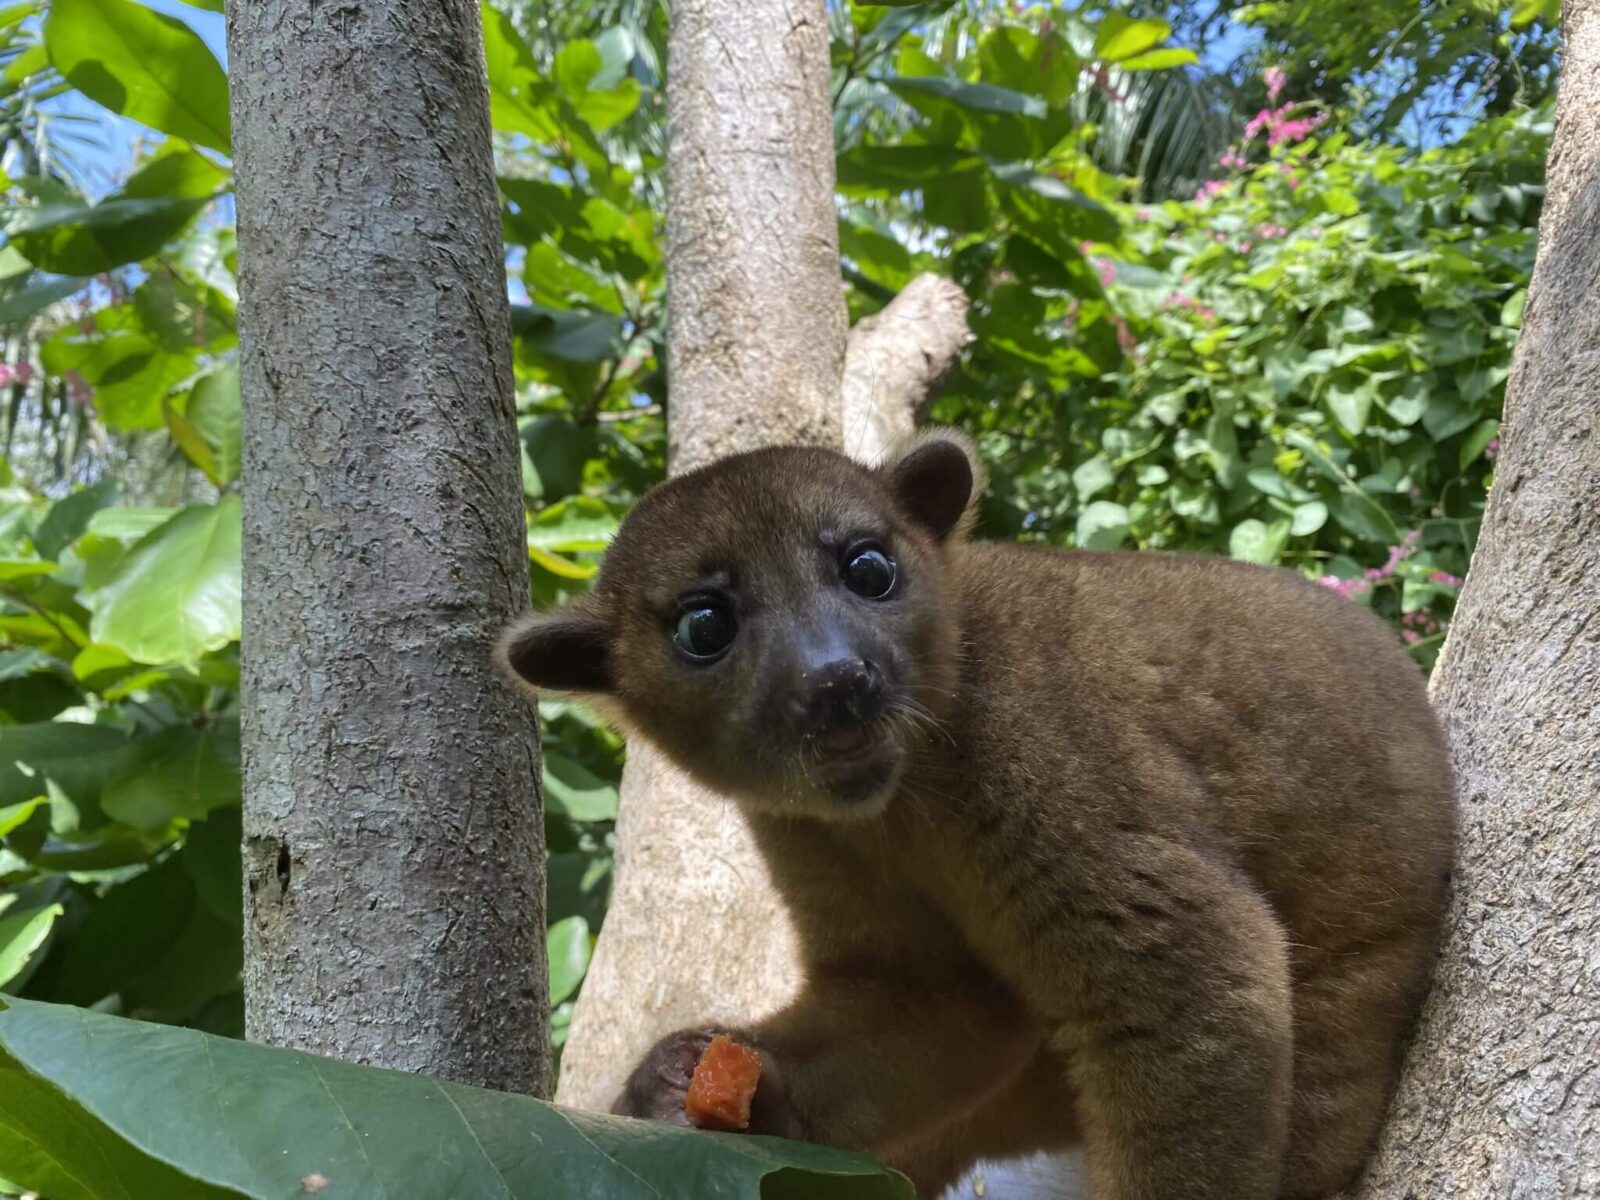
[{"left": 499, "top": 432, "right": 1456, "bottom": 1200}]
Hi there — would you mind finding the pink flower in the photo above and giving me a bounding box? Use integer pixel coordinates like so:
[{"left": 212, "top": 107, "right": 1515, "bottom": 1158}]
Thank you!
[
  {"left": 1238, "top": 240, "right": 1253, "bottom": 254},
  {"left": 1264, "top": 66, "right": 1287, "bottom": 103},
  {"left": 1097, "top": 260, "right": 1116, "bottom": 286},
  {"left": 1136, "top": 208, "right": 1152, "bottom": 221},
  {"left": 1400, "top": 629, "right": 1423, "bottom": 645},
  {"left": 1428, "top": 571, "right": 1463, "bottom": 587},
  {"left": 1485, "top": 437, "right": 1501, "bottom": 461},
  {"left": 1256, "top": 223, "right": 1288, "bottom": 239},
  {"left": 1219, "top": 146, "right": 1248, "bottom": 170},
  {"left": 64, "top": 370, "right": 92, "bottom": 405},
  {"left": 1194, "top": 179, "right": 1227, "bottom": 202},
  {"left": 1112, "top": 314, "right": 1139, "bottom": 359},
  {"left": 1267, "top": 113, "right": 1325, "bottom": 147},
  {"left": 1318, "top": 575, "right": 1370, "bottom": 599}
]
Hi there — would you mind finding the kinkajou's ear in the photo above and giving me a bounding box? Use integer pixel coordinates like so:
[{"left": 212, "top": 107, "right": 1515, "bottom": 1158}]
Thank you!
[
  {"left": 496, "top": 598, "right": 614, "bottom": 694},
  {"left": 879, "top": 427, "right": 985, "bottom": 543}
]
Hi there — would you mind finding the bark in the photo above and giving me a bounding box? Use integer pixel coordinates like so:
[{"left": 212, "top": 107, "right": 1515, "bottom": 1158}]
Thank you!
[
  {"left": 1353, "top": 3, "right": 1600, "bottom": 1193},
  {"left": 555, "top": 0, "right": 971, "bottom": 1109},
  {"left": 661, "top": 0, "right": 847, "bottom": 474},
  {"left": 842, "top": 273, "right": 973, "bottom": 464},
  {"left": 229, "top": 0, "right": 547, "bottom": 1094}
]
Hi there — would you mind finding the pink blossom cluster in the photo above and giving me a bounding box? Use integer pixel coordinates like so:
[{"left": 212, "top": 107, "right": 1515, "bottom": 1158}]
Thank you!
[
  {"left": 1244, "top": 104, "right": 1326, "bottom": 148},
  {"left": 1256, "top": 223, "right": 1288, "bottom": 239},
  {"left": 1400, "top": 610, "right": 1441, "bottom": 646},
  {"left": 1365, "top": 529, "right": 1421, "bottom": 581},
  {"left": 1428, "top": 571, "right": 1463, "bottom": 587},
  {"left": 0, "top": 362, "right": 35, "bottom": 387},
  {"left": 1077, "top": 241, "right": 1116, "bottom": 285},
  {"left": 1112, "top": 313, "right": 1139, "bottom": 359},
  {"left": 1219, "top": 146, "right": 1248, "bottom": 170},
  {"left": 1194, "top": 179, "right": 1228, "bottom": 202},
  {"left": 1317, "top": 529, "right": 1422, "bottom": 599},
  {"left": 1264, "top": 66, "right": 1287, "bottom": 103},
  {"left": 1485, "top": 437, "right": 1501, "bottom": 461},
  {"left": 1163, "top": 292, "right": 1216, "bottom": 321}
]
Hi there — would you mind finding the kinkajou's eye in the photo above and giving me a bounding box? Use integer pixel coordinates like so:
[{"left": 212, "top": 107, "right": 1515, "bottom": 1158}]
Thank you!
[
  {"left": 673, "top": 598, "right": 737, "bottom": 661},
  {"left": 842, "top": 545, "right": 897, "bottom": 599}
]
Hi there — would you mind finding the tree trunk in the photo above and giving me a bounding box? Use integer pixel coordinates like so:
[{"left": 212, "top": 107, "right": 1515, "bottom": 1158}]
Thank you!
[
  {"left": 555, "top": 0, "right": 969, "bottom": 1110},
  {"left": 229, "top": 0, "right": 548, "bottom": 1095},
  {"left": 1353, "top": 3, "right": 1600, "bottom": 1193}
]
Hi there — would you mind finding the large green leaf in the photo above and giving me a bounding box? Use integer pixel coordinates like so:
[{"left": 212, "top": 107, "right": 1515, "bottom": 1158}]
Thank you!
[
  {"left": 547, "top": 914, "right": 593, "bottom": 1006},
  {"left": 0, "top": 722, "right": 138, "bottom": 816},
  {"left": 481, "top": 2, "right": 561, "bottom": 142},
  {"left": 39, "top": 324, "right": 199, "bottom": 431},
  {"left": 543, "top": 750, "right": 620, "bottom": 821},
  {"left": 512, "top": 303, "right": 625, "bottom": 362},
  {"left": 1092, "top": 14, "right": 1172, "bottom": 62},
  {"left": 88, "top": 496, "right": 241, "bottom": 666},
  {"left": 165, "top": 366, "right": 241, "bottom": 486},
  {"left": 885, "top": 74, "right": 1047, "bottom": 119},
  {"left": 6, "top": 196, "right": 208, "bottom": 277},
  {"left": 100, "top": 719, "right": 241, "bottom": 831},
  {"left": 45, "top": 0, "right": 231, "bottom": 154},
  {"left": 33, "top": 479, "right": 117, "bottom": 561},
  {"left": 0, "top": 997, "right": 913, "bottom": 1200},
  {"left": 0, "top": 904, "right": 61, "bottom": 988},
  {"left": 528, "top": 496, "right": 620, "bottom": 553},
  {"left": 0, "top": 275, "right": 89, "bottom": 326}
]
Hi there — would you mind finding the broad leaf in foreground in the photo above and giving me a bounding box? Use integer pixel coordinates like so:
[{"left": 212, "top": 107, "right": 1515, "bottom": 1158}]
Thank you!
[
  {"left": 0, "top": 998, "right": 913, "bottom": 1200},
  {"left": 88, "top": 496, "right": 242, "bottom": 666}
]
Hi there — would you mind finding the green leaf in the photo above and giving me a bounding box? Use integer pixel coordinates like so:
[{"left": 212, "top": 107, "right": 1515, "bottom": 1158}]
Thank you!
[
  {"left": 1076, "top": 501, "right": 1131, "bottom": 550},
  {"left": 0, "top": 905, "right": 61, "bottom": 988},
  {"left": 1459, "top": 418, "right": 1500, "bottom": 470},
  {"left": 88, "top": 496, "right": 242, "bottom": 667},
  {"left": 1228, "top": 518, "right": 1289, "bottom": 565},
  {"left": 1511, "top": 0, "right": 1559, "bottom": 26},
  {"left": 40, "top": 324, "right": 198, "bottom": 431},
  {"left": 100, "top": 719, "right": 241, "bottom": 831},
  {"left": 33, "top": 479, "right": 117, "bottom": 560},
  {"left": 6, "top": 196, "right": 209, "bottom": 276},
  {"left": 44, "top": 0, "right": 230, "bottom": 154},
  {"left": 166, "top": 366, "right": 241, "bottom": 486},
  {"left": 481, "top": 2, "right": 560, "bottom": 142},
  {"left": 0, "top": 997, "right": 914, "bottom": 1200},
  {"left": 0, "top": 722, "right": 138, "bottom": 817},
  {"left": 1115, "top": 47, "right": 1197, "bottom": 70},
  {"left": 885, "top": 74, "right": 1047, "bottom": 119},
  {"left": 543, "top": 750, "right": 619, "bottom": 821},
  {"left": 511, "top": 303, "right": 624, "bottom": 362},
  {"left": 0, "top": 275, "right": 89, "bottom": 326},
  {"left": 1071, "top": 455, "right": 1115, "bottom": 502},
  {"left": 528, "top": 496, "right": 620, "bottom": 553},
  {"left": 991, "top": 163, "right": 1120, "bottom": 244},
  {"left": 86, "top": 506, "right": 179, "bottom": 541},
  {"left": 1289, "top": 501, "right": 1328, "bottom": 536},
  {"left": 1093, "top": 14, "right": 1171, "bottom": 62},
  {"left": 1500, "top": 288, "right": 1526, "bottom": 328},
  {"left": 1324, "top": 378, "right": 1374, "bottom": 436},
  {"left": 547, "top": 915, "right": 592, "bottom": 1006}
]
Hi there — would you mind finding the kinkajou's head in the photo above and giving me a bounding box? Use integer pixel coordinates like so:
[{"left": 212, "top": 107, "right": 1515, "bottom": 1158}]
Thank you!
[{"left": 498, "top": 430, "right": 983, "bottom": 821}]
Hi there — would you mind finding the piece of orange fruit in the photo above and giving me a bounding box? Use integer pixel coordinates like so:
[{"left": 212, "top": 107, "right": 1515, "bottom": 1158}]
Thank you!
[{"left": 684, "top": 1034, "right": 763, "bottom": 1131}]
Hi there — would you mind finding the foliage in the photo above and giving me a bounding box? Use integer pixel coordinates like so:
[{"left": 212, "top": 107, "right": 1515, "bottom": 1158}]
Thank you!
[
  {"left": 941, "top": 93, "right": 1547, "bottom": 670},
  {"left": 0, "top": 995, "right": 913, "bottom": 1199},
  {"left": 1152, "top": 0, "right": 1560, "bottom": 142}
]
